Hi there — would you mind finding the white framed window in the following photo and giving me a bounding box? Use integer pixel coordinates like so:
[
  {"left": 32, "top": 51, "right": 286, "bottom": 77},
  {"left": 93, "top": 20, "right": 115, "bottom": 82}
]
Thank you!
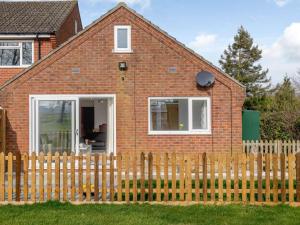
[
  {"left": 0, "top": 40, "right": 34, "bottom": 67},
  {"left": 148, "top": 97, "right": 211, "bottom": 135},
  {"left": 114, "top": 25, "right": 132, "bottom": 53}
]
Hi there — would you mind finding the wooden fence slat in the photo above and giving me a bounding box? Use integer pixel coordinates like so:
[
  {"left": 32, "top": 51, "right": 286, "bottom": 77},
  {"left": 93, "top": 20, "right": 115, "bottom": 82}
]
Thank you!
[
  {"left": 195, "top": 153, "right": 200, "bottom": 202},
  {"left": 249, "top": 153, "right": 255, "bottom": 204},
  {"left": 186, "top": 154, "right": 192, "bottom": 202},
  {"left": 39, "top": 152, "right": 44, "bottom": 202},
  {"left": 71, "top": 153, "right": 76, "bottom": 201},
  {"left": 117, "top": 153, "right": 122, "bottom": 202},
  {"left": 164, "top": 153, "right": 169, "bottom": 202},
  {"left": 47, "top": 152, "right": 52, "bottom": 201},
  {"left": 273, "top": 154, "right": 278, "bottom": 203},
  {"left": 86, "top": 153, "right": 91, "bottom": 202},
  {"left": 171, "top": 153, "right": 176, "bottom": 202},
  {"left": 210, "top": 153, "right": 215, "bottom": 202},
  {"left": 23, "top": 153, "right": 28, "bottom": 202},
  {"left": 31, "top": 152, "right": 36, "bottom": 202},
  {"left": 281, "top": 153, "right": 286, "bottom": 203},
  {"left": 203, "top": 153, "right": 207, "bottom": 203},
  {"left": 78, "top": 153, "right": 83, "bottom": 202},
  {"left": 179, "top": 153, "right": 185, "bottom": 201},
  {"left": 265, "top": 154, "right": 271, "bottom": 203},
  {"left": 226, "top": 153, "right": 231, "bottom": 202},
  {"left": 0, "top": 152, "right": 4, "bottom": 201},
  {"left": 140, "top": 153, "right": 145, "bottom": 202},
  {"left": 296, "top": 153, "right": 300, "bottom": 202},
  {"left": 7, "top": 152, "right": 13, "bottom": 202},
  {"left": 124, "top": 154, "right": 129, "bottom": 203},
  {"left": 15, "top": 152, "right": 21, "bottom": 202},
  {"left": 132, "top": 153, "right": 137, "bottom": 202},
  {"left": 156, "top": 154, "right": 161, "bottom": 202},
  {"left": 288, "top": 154, "right": 295, "bottom": 204},
  {"left": 148, "top": 153, "right": 153, "bottom": 202},
  {"left": 257, "top": 152, "right": 263, "bottom": 202},
  {"left": 94, "top": 154, "right": 99, "bottom": 202},
  {"left": 218, "top": 154, "right": 224, "bottom": 203},
  {"left": 242, "top": 154, "right": 247, "bottom": 203},
  {"left": 234, "top": 153, "right": 239, "bottom": 202},
  {"left": 110, "top": 153, "right": 115, "bottom": 202},
  {"left": 54, "top": 152, "right": 60, "bottom": 201},
  {"left": 102, "top": 154, "right": 107, "bottom": 202},
  {"left": 62, "top": 152, "right": 68, "bottom": 202}
]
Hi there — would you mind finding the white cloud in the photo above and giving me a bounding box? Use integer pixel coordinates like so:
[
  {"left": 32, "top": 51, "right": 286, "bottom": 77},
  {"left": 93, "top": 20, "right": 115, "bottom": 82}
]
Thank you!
[
  {"left": 87, "top": 0, "right": 151, "bottom": 9},
  {"left": 262, "top": 22, "right": 300, "bottom": 83},
  {"left": 274, "top": 0, "right": 290, "bottom": 7},
  {"left": 188, "top": 33, "right": 217, "bottom": 52}
]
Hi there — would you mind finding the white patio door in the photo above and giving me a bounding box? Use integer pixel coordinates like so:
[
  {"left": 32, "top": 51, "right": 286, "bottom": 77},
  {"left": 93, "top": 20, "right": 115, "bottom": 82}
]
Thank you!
[{"left": 31, "top": 96, "right": 78, "bottom": 155}]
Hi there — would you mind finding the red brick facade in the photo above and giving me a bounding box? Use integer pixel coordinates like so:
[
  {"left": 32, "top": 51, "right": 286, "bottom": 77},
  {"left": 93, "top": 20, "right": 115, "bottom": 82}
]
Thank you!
[{"left": 0, "top": 5, "right": 245, "bottom": 154}]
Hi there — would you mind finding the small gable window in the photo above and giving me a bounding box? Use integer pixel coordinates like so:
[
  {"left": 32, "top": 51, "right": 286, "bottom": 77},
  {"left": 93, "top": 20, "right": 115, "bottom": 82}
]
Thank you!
[
  {"left": 0, "top": 41, "right": 33, "bottom": 67},
  {"left": 114, "top": 25, "right": 132, "bottom": 53}
]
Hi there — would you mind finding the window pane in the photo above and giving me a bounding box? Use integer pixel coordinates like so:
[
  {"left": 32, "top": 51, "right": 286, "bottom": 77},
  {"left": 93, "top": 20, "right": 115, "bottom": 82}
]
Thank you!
[
  {"left": 22, "top": 42, "right": 32, "bottom": 65},
  {"left": 192, "top": 100, "right": 208, "bottom": 129},
  {"left": 0, "top": 42, "right": 19, "bottom": 46},
  {"left": 39, "top": 100, "right": 73, "bottom": 155},
  {"left": 117, "top": 28, "right": 128, "bottom": 48},
  {"left": 0, "top": 49, "right": 20, "bottom": 66},
  {"left": 150, "top": 99, "right": 188, "bottom": 131}
]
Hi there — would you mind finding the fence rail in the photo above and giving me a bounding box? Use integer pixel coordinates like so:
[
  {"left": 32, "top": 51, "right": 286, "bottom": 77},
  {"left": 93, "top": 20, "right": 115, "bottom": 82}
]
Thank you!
[
  {"left": 1, "top": 151, "right": 300, "bottom": 205},
  {"left": 243, "top": 140, "right": 300, "bottom": 155}
]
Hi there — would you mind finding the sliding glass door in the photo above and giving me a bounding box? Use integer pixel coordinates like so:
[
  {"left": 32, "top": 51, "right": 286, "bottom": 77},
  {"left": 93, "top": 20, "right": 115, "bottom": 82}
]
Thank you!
[{"left": 31, "top": 96, "right": 77, "bottom": 155}]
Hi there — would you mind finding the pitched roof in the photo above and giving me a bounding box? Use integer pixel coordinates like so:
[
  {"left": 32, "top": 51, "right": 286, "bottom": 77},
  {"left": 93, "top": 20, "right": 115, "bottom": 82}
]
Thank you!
[
  {"left": 0, "top": 0, "right": 77, "bottom": 34},
  {"left": 0, "top": 3, "right": 245, "bottom": 90}
]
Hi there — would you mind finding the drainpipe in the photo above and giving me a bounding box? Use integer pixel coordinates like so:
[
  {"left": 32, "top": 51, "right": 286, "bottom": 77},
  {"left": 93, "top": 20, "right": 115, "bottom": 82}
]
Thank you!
[{"left": 36, "top": 34, "right": 42, "bottom": 60}]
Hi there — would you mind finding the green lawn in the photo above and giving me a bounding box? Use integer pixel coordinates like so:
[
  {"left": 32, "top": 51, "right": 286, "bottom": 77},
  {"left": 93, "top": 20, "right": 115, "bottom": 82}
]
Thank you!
[{"left": 1, "top": 202, "right": 300, "bottom": 225}]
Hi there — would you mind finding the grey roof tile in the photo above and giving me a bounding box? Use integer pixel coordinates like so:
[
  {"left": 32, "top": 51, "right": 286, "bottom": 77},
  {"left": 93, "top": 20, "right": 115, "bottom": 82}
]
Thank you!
[{"left": 0, "top": 1, "right": 77, "bottom": 34}]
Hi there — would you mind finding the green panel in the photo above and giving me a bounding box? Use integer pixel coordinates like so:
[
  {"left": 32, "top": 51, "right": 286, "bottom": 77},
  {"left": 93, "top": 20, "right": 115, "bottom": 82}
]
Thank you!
[{"left": 242, "top": 110, "right": 260, "bottom": 141}]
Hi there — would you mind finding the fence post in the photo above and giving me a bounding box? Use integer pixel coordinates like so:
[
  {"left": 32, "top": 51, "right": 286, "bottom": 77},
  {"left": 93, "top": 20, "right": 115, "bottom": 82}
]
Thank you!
[
  {"left": 54, "top": 152, "right": 60, "bottom": 201},
  {"left": 164, "top": 152, "right": 169, "bottom": 202},
  {"left": 280, "top": 153, "right": 286, "bottom": 203},
  {"left": 257, "top": 152, "right": 263, "bottom": 203},
  {"left": 117, "top": 153, "right": 122, "bottom": 202},
  {"left": 23, "top": 153, "right": 28, "bottom": 202},
  {"left": 39, "top": 152, "right": 45, "bottom": 202},
  {"left": 148, "top": 152, "right": 153, "bottom": 201},
  {"left": 110, "top": 153, "right": 115, "bottom": 202},
  {"left": 296, "top": 153, "right": 300, "bottom": 202},
  {"left": 16, "top": 152, "right": 21, "bottom": 202},
  {"left": 31, "top": 152, "right": 37, "bottom": 202},
  {"left": 202, "top": 153, "right": 207, "bottom": 203}
]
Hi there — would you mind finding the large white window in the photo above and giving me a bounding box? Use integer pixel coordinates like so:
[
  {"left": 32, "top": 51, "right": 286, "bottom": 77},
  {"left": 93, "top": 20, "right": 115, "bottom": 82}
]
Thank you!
[
  {"left": 148, "top": 97, "right": 211, "bottom": 135},
  {"left": 0, "top": 41, "right": 34, "bottom": 67},
  {"left": 114, "top": 25, "right": 132, "bottom": 53}
]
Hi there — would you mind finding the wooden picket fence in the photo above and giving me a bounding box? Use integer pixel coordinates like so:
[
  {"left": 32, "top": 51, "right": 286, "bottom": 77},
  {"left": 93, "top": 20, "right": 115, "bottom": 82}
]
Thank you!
[
  {"left": 243, "top": 140, "right": 300, "bottom": 155},
  {"left": 1, "top": 151, "right": 300, "bottom": 205}
]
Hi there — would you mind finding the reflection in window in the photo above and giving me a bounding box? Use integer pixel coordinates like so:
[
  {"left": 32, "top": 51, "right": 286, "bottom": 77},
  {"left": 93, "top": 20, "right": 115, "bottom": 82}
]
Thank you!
[
  {"left": 0, "top": 41, "right": 33, "bottom": 66},
  {"left": 150, "top": 99, "right": 189, "bottom": 131},
  {"left": 39, "top": 100, "right": 74, "bottom": 155}
]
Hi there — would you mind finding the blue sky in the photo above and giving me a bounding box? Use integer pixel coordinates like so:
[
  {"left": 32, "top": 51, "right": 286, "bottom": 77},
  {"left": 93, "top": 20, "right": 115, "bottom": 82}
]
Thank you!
[{"left": 78, "top": 0, "right": 300, "bottom": 85}]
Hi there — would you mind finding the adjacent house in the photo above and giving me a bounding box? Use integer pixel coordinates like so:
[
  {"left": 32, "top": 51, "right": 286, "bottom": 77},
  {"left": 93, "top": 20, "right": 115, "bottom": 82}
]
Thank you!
[
  {"left": 0, "top": 3, "right": 245, "bottom": 155},
  {"left": 0, "top": 0, "right": 82, "bottom": 85}
]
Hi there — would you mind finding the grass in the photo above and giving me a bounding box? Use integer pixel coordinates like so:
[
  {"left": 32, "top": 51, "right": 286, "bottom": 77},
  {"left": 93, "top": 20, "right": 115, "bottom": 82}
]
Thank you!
[{"left": 1, "top": 202, "right": 300, "bottom": 225}]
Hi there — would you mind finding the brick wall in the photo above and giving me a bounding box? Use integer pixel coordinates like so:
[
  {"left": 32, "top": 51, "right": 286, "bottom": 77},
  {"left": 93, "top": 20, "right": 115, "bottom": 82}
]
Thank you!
[
  {"left": 56, "top": 3, "right": 83, "bottom": 46},
  {"left": 0, "top": 6, "right": 245, "bottom": 154}
]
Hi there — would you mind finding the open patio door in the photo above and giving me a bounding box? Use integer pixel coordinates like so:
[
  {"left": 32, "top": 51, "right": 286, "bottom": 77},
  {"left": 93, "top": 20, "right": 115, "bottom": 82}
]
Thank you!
[{"left": 30, "top": 96, "right": 77, "bottom": 155}]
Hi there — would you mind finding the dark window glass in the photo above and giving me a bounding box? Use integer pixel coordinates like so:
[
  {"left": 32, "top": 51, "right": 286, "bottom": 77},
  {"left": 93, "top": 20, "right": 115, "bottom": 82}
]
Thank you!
[
  {"left": 0, "top": 49, "right": 20, "bottom": 66},
  {"left": 22, "top": 42, "right": 32, "bottom": 65}
]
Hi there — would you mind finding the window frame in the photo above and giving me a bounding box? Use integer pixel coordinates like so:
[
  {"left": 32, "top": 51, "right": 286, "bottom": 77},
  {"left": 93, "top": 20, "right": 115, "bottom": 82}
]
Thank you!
[
  {"left": 113, "top": 25, "right": 132, "bottom": 53},
  {"left": 148, "top": 97, "right": 211, "bottom": 135},
  {"left": 0, "top": 40, "right": 34, "bottom": 68}
]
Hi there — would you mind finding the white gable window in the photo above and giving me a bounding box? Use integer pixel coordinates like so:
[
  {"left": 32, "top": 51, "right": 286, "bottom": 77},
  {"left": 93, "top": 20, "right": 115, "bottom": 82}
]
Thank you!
[
  {"left": 148, "top": 97, "right": 211, "bottom": 135},
  {"left": 0, "top": 41, "right": 34, "bottom": 67},
  {"left": 114, "top": 25, "right": 132, "bottom": 53}
]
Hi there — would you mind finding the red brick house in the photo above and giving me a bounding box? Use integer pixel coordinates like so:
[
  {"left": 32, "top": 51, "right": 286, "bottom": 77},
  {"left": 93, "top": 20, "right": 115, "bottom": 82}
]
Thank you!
[
  {"left": 0, "top": 3, "right": 245, "bottom": 155},
  {"left": 0, "top": 1, "right": 82, "bottom": 85}
]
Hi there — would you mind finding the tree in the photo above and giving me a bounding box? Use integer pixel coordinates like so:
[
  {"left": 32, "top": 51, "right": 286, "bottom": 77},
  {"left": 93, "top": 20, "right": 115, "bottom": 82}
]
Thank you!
[
  {"left": 219, "top": 26, "right": 271, "bottom": 102},
  {"left": 260, "top": 77, "right": 300, "bottom": 140}
]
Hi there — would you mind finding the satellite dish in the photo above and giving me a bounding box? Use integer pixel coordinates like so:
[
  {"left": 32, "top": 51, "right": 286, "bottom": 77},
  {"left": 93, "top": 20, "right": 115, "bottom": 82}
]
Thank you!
[{"left": 196, "top": 71, "right": 215, "bottom": 87}]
